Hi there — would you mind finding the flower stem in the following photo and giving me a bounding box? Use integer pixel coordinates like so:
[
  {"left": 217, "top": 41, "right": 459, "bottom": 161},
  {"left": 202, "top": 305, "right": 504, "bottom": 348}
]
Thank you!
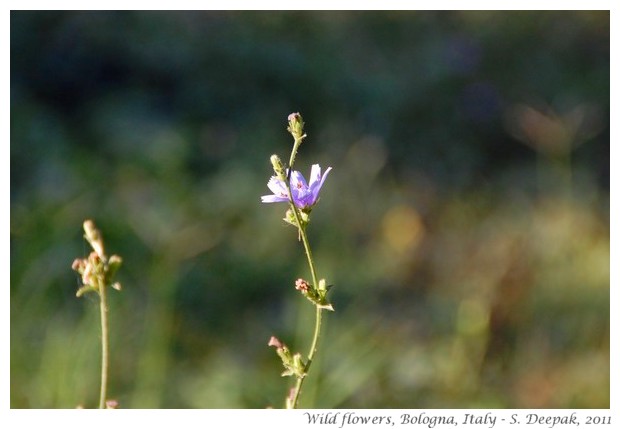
[
  {"left": 284, "top": 186, "right": 324, "bottom": 408},
  {"left": 288, "top": 136, "right": 303, "bottom": 172},
  {"left": 279, "top": 113, "right": 327, "bottom": 408},
  {"left": 291, "top": 300, "right": 323, "bottom": 408},
  {"left": 98, "top": 283, "right": 109, "bottom": 409}
]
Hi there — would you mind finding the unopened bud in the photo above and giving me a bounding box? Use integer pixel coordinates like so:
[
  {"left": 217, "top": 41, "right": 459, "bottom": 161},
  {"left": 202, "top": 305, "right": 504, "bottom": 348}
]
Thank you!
[
  {"left": 88, "top": 251, "right": 101, "bottom": 265},
  {"left": 295, "top": 278, "right": 310, "bottom": 291},
  {"left": 287, "top": 112, "right": 305, "bottom": 140},
  {"left": 107, "top": 254, "right": 123, "bottom": 280},
  {"left": 83, "top": 219, "right": 105, "bottom": 258},
  {"left": 105, "top": 399, "right": 119, "bottom": 409},
  {"left": 71, "top": 258, "right": 85, "bottom": 273},
  {"left": 270, "top": 154, "right": 287, "bottom": 181},
  {"left": 268, "top": 335, "right": 284, "bottom": 349}
]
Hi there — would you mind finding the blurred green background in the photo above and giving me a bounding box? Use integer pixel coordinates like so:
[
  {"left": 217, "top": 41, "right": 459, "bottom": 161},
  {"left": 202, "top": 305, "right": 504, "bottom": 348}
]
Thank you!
[{"left": 10, "top": 11, "right": 609, "bottom": 409}]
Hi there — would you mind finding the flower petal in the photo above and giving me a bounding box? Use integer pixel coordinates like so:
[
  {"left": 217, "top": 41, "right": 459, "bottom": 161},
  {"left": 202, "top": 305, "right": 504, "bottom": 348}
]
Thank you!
[
  {"left": 290, "top": 170, "right": 308, "bottom": 191},
  {"left": 309, "top": 164, "right": 322, "bottom": 185},
  {"left": 261, "top": 194, "right": 289, "bottom": 203},
  {"left": 307, "top": 166, "right": 330, "bottom": 204},
  {"left": 293, "top": 187, "right": 315, "bottom": 209},
  {"left": 318, "top": 166, "right": 332, "bottom": 188},
  {"left": 310, "top": 166, "right": 331, "bottom": 193},
  {"left": 267, "top": 176, "right": 289, "bottom": 198}
]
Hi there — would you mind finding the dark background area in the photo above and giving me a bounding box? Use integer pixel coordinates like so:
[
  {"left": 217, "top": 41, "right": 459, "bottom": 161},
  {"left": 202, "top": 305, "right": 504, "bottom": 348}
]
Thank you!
[{"left": 11, "top": 11, "right": 609, "bottom": 408}]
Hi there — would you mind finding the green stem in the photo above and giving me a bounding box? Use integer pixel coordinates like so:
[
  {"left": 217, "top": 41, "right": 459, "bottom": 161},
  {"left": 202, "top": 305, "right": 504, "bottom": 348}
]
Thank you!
[
  {"left": 98, "top": 283, "right": 109, "bottom": 409},
  {"left": 288, "top": 137, "right": 303, "bottom": 171},
  {"left": 284, "top": 183, "right": 324, "bottom": 409},
  {"left": 291, "top": 304, "right": 322, "bottom": 409}
]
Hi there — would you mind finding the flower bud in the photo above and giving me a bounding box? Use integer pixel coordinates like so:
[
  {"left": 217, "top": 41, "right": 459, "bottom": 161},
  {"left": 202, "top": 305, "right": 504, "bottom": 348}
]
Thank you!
[
  {"left": 72, "top": 258, "right": 85, "bottom": 273},
  {"left": 270, "top": 154, "right": 286, "bottom": 181},
  {"left": 287, "top": 112, "right": 305, "bottom": 140},
  {"left": 295, "top": 278, "right": 310, "bottom": 291},
  {"left": 268, "top": 335, "right": 285, "bottom": 349},
  {"left": 83, "top": 219, "right": 105, "bottom": 259},
  {"left": 107, "top": 254, "right": 123, "bottom": 281},
  {"left": 105, "top": 399, "right": 119, "bottom": 409},
  {"left": 295, "top": 277, "right": 335, "bottom": 311}
]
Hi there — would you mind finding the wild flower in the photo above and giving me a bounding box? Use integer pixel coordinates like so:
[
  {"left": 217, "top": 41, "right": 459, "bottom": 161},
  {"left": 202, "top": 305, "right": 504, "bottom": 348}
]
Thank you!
[
  {"left": 261, "top": 164, "right": 332, "bottom": 210},
  {"left": 261, "top": 113, "right": 334, "bottom": 409}
]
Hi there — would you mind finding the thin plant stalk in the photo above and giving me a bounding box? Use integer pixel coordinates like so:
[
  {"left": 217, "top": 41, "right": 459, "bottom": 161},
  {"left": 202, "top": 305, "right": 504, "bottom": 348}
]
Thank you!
[
  {"left": 72, "top": 220, "right": 123, "bottom": 409},
  {"left": 288, "top": 135, "right": 303, "bottom": 172},
  {"left": 291, "top": 306, "right": 322, "bottom": 408},
  {"left": 98, "top": 282, "right": 110, "bottom": 409},
  {"left": 263, "top": 113, "right": 333, "bottom": 409},
  {"left": 284, "top": 143, "right": 324, "bottom": 409}
]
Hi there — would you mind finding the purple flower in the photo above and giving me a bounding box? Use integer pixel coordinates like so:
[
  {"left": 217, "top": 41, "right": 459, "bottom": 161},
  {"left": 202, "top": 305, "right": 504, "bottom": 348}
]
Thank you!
[{"left": 261, "top": 164, "right": 332, "bottom": 210}]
